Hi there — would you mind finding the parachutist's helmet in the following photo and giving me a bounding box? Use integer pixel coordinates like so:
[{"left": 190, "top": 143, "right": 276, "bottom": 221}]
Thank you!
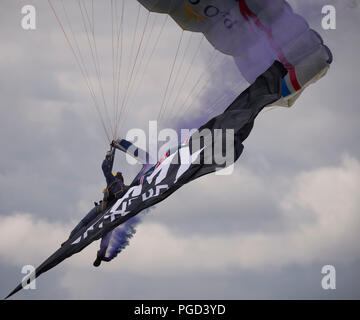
[{"left": 113, "top": 172, "right": 124, "bottom": 183}]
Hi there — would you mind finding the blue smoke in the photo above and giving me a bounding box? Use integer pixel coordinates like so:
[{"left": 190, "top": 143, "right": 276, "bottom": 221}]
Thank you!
[{"left": 100, "top": 208, "right": 153, "bottom": 261}]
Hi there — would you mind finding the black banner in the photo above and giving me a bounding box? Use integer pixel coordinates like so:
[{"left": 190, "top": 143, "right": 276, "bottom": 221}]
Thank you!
[{"left": 6, "top": 61, "right": 287, "bottom": 299}]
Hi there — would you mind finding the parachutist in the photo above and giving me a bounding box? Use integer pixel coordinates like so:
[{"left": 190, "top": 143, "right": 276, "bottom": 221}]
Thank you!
[{"left": 67, "top": 146, "right": 129, "bottom": 263}]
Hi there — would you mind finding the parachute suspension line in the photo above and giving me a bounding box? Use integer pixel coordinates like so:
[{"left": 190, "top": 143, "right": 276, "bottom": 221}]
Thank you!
[
  {"left": 120, "top": 10, "right": 152, "bottom": 133},
  {"left": 81, "top": 0, "right": 103, "bottom": 92},
  {"left": 176, "top": 48, "right": 220, "bottom": 119},
  {"left": 113, "top": 0, "right": 125, "bottom": 139},
  {"left": 183, "top": 58, "right": 226, "bottom": 119},
  {"left": 118, "top": 12, "right": 160, "bottom": 135},
  {"left": 79, "top": 0, "right": 101, "bottom": 76},
  {"left": 82, "top": 2, "right": 114, "bottom": 139},
  {"left": 78, "top": 0, "right": 113, "bottom": 137},
  {"left": 126, "top": 14, "right": 169, "bottom": 115},
  {"left": 170, "top": 35, "right": 205, "bottom": 121},
  {"left": 122, "top": 0, "right": 174, "bottom": 132},
  {"left": 182, "top": 55, "right": 227, "bottom": 117},
  {"left": 118, "top": 3, "right": 141, "bottom": 117},
  {"left": 111, "top": 0, "right": 116, "bottom": 135},
  {"left": 110, "top": 0, "right": 119, "bottom": 139},
  {"left": 137, "top": 14, "right": 169, "bottom": 91},
  {"left": 92, "top": 0, "right": 94, "bottom": 32},
  {"left": 206, "top": 94, "right": 227, "bottom": 117},
  {"left": 206, "top": 78, "right": 278, "bottom": 118},
  {"left": 168, "top": 34, "right": 205, "bottom": 120},
  {"left": 157, "top": 30, "right": 185, "bottom": 125},
  {"left": 125, "top": 13, "right": 158, "bottom": 109},
  {"left": 49, "top": 0, "right": 111, "bottom": 143},
  {"left": 78, "top": 0, "right": 114, "bottom": 138},
  {"left": 117, "top": 10, "right": 151, "bottom": 137},
  {"left": 78, "top": 1, "right": 100, "bottom": 88},
  {"left": 206, "top": 83, "right": 241, "bottom": 118},
  {"left": 164, "top": 32, "right": 195, "bottom": 121},
  {"left": 114, "top": 2, "right": 142, "bottom": 137}
]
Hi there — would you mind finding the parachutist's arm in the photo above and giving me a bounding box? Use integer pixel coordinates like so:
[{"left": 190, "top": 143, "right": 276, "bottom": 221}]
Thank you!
[
  {"left": 111, "top": 138, "right": 155, "bottom": 183},
  {"left": 102, "top": 148, "right": 116, "bottom": 186},
  {"left": 111, "top": 139, "right": 153, "bottom": 165}
]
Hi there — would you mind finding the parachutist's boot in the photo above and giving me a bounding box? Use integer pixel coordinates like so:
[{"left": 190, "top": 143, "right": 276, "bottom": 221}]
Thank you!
[{"left": 93, "top": 256, "right": 102, "bottom": 267}]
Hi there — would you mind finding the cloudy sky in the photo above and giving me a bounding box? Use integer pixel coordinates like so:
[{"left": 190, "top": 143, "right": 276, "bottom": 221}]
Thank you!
[{"left": 1, "top": 0, "right": 360, "bottom": 299}]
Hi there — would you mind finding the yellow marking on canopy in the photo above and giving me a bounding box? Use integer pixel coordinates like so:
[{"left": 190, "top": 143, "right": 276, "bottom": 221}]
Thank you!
[{"left": 184, "top": 2, "right": 206, "bottom": 23}]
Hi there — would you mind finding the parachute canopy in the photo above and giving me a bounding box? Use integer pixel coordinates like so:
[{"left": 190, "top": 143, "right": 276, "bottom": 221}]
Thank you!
[
  {"left": 138, "top": 0, "right": 332, "bottom": 106},
  {"left": 48, "top": 0, "right": 332, "bottom": 143}
]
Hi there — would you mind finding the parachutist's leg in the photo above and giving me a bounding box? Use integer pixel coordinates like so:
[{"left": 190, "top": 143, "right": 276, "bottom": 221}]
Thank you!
[
  {"left": 92, "top": 232, "right": 112, "bottom": 267},
  {"left": 93, "top": 255, "right": 102, "bottom": 267}
]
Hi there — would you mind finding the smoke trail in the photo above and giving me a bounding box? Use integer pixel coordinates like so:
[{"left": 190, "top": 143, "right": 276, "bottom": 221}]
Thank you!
[{"left": 99, "top": 207, "right": 153, "bottom": 261}]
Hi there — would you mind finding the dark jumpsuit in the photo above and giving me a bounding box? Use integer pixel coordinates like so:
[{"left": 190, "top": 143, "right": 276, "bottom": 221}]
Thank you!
[{"left": 69, "top": 150, "right": 127, "bottom": 239}]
